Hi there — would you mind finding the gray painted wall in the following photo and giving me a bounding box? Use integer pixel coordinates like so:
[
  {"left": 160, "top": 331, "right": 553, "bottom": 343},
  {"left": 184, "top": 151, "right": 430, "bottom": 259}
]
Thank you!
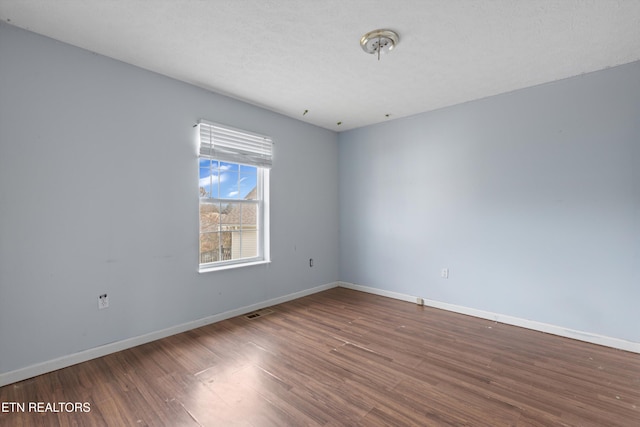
[
  {"left": 0, "top": 23, "right": 339, "bottom": 375},
  {"left": 339, "top": 61, "right": 640, "bottom": 343},
  {"left": 2, "top": 20, "right": 638, "bottom": 379}
]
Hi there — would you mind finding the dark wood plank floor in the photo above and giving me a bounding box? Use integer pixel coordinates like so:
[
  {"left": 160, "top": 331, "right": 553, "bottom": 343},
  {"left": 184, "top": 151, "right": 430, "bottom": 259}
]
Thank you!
[{"left": 1, "top": 287, "right": 639, "bottom": 426}]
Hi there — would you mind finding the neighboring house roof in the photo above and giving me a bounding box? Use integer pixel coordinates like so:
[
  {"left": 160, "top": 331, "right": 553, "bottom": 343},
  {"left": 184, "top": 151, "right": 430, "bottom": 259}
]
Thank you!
[
  {"left": 200, "top": 187, "right": 257, "bottom": 232},
  {"left": 222, "top": 202, "right": 257, "bottom": 227}
]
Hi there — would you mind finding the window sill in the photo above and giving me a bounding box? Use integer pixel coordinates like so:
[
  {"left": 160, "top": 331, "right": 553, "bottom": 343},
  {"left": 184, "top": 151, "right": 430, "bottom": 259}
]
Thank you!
[{"left": 198, "top": 259, "right": 271, "bottom": 274}]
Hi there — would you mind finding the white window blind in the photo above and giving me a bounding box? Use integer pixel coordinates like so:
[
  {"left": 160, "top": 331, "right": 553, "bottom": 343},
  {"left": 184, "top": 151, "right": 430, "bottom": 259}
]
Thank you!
[{"left": 198, "top": 120, "right": 273, "bottom": 168}]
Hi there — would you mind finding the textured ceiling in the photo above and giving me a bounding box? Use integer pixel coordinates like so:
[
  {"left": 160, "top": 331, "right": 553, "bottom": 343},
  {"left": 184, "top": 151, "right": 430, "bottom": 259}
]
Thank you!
[{"left": 1, "top": 0, "right": 640, "bottom": 131}]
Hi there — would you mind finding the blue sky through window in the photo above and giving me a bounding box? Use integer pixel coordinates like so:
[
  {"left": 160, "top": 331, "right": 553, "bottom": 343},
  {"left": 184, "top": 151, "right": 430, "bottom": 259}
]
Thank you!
[{"left": 199, "top": 160, "right": 257, "bottom": 200}]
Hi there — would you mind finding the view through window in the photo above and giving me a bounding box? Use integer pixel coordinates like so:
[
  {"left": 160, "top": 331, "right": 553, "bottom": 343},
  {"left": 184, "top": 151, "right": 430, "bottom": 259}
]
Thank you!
[
  {"left": 197, "top": 120, "right": 271, "bottom": 271},
  {"left": 199, "top": 160, "right": 261, "bottom": 263}
]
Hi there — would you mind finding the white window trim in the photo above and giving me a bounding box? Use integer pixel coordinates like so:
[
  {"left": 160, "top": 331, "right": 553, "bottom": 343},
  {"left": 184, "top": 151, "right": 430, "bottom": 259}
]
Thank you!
[
  {"left": 197, "top": 120, "right": 271, "bottom": 272},
  {"left": 198, "top": 259, "right": 271, "bottom": 274}
]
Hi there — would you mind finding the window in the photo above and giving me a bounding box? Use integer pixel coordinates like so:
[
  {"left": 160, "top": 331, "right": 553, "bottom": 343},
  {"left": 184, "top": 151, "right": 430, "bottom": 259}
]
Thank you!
[{"left": 197, "top": 120, "right": 271, "bottom": 271}]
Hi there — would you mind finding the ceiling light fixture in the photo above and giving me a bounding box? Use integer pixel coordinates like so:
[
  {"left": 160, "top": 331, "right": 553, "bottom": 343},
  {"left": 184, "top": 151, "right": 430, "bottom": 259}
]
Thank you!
[{"left": 360, "top": 29, "right": 399, "bottom": 60}]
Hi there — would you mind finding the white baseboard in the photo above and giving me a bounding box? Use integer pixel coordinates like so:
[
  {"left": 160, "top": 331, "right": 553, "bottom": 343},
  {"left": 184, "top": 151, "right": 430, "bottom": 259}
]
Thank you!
[
  {"left": 339, "top": 281, "right": 419, "bottom": 304},
  {"left": 338, "top": 281, "right": 640, "bottom": 354},
  {"left": 0, "top": 282, "right": 339, "bottom": 387},
  {"left": 4, "top": 280, "right": 636, "bottom": 387}
]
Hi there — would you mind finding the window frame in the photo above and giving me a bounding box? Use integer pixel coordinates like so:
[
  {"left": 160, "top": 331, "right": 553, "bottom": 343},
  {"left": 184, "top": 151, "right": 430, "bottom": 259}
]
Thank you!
[{"left": 197, "top": 121, "right": 271, "bottom": 273}]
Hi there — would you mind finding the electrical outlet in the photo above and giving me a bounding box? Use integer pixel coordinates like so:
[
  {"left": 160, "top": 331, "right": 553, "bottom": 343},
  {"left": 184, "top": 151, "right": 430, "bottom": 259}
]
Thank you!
[
  {"left": 98, "top": 294, "right": 109, "bottom": 309},
  {"left": 441, "top": 268, "right": 449, "bottom": 279}
]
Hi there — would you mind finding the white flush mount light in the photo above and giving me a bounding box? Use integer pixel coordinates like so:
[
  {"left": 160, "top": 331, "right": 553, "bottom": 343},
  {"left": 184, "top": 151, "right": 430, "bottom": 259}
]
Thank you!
[{"left": 360, "top": 29, "right": 399, "bottom": 60}]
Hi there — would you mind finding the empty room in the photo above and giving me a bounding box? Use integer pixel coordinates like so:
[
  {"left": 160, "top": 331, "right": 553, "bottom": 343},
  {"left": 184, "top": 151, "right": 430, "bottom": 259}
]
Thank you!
[{"left": 1, "top": 1, "right": 639, "bottom": 426}]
